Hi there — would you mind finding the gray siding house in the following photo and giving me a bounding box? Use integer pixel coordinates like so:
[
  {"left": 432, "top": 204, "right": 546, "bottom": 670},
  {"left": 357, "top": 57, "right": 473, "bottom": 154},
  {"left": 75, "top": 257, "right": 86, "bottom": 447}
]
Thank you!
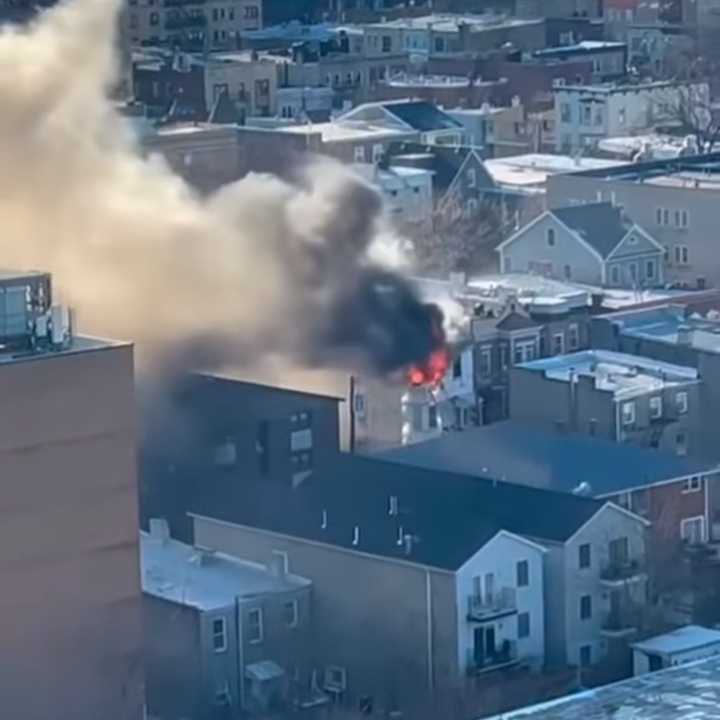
[
  {"left": 188, "top": 454, "right": 616, "bottom": 717},
  {"left": 142, "top": 523, "right": 312, "bottom": 719},
  {"left": 509, "top": 349, "right": 702, "bottom": 458},
  {"left": 547, "top": 153, "right": 720, "bottom": 289},
  {"left": 496, "top": 202, "right": 664, "bottom": 288}
]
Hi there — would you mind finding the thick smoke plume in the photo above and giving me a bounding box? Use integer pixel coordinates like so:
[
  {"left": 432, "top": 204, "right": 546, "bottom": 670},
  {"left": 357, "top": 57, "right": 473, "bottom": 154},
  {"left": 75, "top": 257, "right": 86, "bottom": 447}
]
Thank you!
[{"left": 0, "top": 0, "right": 443, "bottom": 379}]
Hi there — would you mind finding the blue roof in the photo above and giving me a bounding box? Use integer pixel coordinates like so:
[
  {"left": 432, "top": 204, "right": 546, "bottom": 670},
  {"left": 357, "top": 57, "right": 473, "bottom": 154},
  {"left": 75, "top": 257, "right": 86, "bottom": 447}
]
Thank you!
[{"left": 379, "top": 421, "right": 716, "bottom": 497}]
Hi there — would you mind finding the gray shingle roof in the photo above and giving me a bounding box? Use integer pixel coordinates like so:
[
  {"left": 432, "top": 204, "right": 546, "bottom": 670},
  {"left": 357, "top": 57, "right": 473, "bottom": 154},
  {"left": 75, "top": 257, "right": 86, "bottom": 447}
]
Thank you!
[
  {"left": 190, "top": 454, "right": 605, "bottom": 571},
  {"left": 379, "top": 421, "right": 715, "bottom": 497},
  {"left": 552, "top": 202, "right": 630, "bottom": 259}
]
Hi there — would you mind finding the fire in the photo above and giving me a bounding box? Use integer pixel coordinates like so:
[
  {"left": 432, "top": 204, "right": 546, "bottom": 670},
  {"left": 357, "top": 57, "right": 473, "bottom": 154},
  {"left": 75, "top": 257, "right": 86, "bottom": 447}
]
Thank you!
[{"left": 408, "top": 346, "right": 451, "bottom": 387}]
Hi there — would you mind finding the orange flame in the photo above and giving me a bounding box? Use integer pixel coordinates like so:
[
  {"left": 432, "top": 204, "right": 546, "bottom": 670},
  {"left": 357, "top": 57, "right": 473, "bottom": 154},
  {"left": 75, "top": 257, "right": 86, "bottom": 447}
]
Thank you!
[{"left": 408, "top": 346, "right": 451, "bottom": 387}]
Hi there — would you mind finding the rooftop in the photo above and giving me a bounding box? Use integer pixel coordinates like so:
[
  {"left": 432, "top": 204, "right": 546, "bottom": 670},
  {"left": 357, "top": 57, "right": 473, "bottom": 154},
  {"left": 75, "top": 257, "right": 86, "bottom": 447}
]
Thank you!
[
  {"left": 365, "top": 13, "right": 543, "bottom": 33},
  {"left": 486, "top": 655, "right": 720, "bottom": 719},
  {"left": 379, "top": 421, "right": 715, "bottom": 498},
  {"left": 632, "top": 625, "right": 720, "bottom": 657},
  {"left": 533, "top": 40, "right": 626, "bottom": 58},
  {"left": 553, "top": 78, "right": 697, "bottom": 93},
  {"left": 341, "top": 100, "right": 464, "bottom": 133},
  {"left": 552, "top": 202, "right": 633, "bottom": 259},
  {"left": 607, "top": 304, "right": 720, "bottom": 353},
  {"left": 484, "top": 154, "right": 625, "bottom": 189},
  {"left": 562, "top": 151, "right": 720, "bottom": 190},
  {"left": 141, "top": 531, "right": 309, "bottom": 612},
  {"left": 518, "top": 349, "right": 698, "bottom": 398},
  {"left": 189, "top": 454, "right": 605, "bottom": 571},
  {"left": 276, "top": 119, "right": 414, "bottom": 142}
]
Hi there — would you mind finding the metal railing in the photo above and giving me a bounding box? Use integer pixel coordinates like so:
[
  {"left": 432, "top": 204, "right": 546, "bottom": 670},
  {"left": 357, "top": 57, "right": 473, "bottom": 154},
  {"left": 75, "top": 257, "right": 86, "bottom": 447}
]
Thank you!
[
  {"left": 467, "top": 587, "right": 516, "bottom": 620},
  {"left": 600, "top": 558, "right": 644, "bottom": 582}
]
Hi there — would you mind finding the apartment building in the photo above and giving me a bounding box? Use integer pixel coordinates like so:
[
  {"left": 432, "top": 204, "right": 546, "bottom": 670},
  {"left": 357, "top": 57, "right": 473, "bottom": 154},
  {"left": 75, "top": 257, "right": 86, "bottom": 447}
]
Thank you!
[
  {"left": 188, "top": 453, "right": 644, "bottom": 713},
  {"left": 553, "top": 80, "right": 709, "bottom": 153},
  {"left": 497, "top": 202, "right": 665, "bottom": 288},
  {"left": 533, "top": 41, "right": 627, "bottom": 83},
  {"left": 141, "top": 523, "right": 312, "bottom": 718},
  {"left": 592, "top": 301, "right": 720, "bottom": 463},
  {"left": 141, "top": 373, "right": 342, "bottom": 541},
  {"left": 0, "top": 270, "right": 142, "bottom": 719},
  {"left": 509, "top": 349, "right": 701, "bottom": 458},
  {"left": 548, "top": 154, "right": 720, "bottom": 288},
  {"left": 127, "top": 0, "right": 262, "bottom": 50}
]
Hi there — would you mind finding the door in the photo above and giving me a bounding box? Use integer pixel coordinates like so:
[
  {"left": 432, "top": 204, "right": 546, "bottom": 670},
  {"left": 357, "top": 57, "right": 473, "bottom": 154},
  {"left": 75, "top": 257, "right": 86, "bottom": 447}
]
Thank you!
[{"left": 473, "top": 625, "right": 496, "bottom": 665}]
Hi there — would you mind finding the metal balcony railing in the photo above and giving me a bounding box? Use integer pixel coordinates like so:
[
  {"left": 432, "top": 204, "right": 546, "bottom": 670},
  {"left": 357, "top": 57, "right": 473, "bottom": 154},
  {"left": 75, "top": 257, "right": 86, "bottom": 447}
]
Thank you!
[
  {"left": 467, "top": 587, "right": 517, "bottom": 621},
  {"left": 599, "top": 559, "right": 644, "bottom": 583}
]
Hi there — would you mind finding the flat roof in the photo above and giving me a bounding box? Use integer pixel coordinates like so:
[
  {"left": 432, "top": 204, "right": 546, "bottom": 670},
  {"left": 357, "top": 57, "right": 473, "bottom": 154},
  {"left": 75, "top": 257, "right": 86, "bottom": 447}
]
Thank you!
[
  {"left": 365, "top": 13, "right": 544, "bottom": 32},
  {"left": 613, "top": 305, "right": 720, "bottom": 354},
  {"left": 519, "top": 349, "right": 698, "bottom": 399},
  {"left": 633, "top": 625, "right": 720, "bottom": 656},
  {"left": 276, "top": 120, "right": 413, "bottom": 143},
  {"left": 486, "top": 655, "right": 720, "bottom": 719},
  {"left": 0, "top": 335, "right": 126, "bottom": 366},
  {"left": 141, "top": 532, "right": 310, "bottom": 611},
  {"left": 485, "top": 154, "right": 625, "bottom": 187},
  {"left": 534, "top": 40, "right": 626, "bottom": 57}
]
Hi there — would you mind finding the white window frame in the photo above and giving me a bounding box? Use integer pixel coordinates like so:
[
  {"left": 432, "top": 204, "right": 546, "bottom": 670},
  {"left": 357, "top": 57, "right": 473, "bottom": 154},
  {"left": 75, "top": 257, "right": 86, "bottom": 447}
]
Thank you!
[
  {"left": 212, "top": 617, "right": 228, "bottom": 653},
  {"left": 682, "top": 476, "right": 702, "bottom": 493},
  {"left": 480, "top": 347, "right": 492, "bottom": 377},
  {"left": 371, "top": 143, "right": 383, "bottom": 163},
  {"left": 247, "top": 607, "right": 264, "bottom": 644},
  {"left": 649, "top": 395, "right": 662, "bottom": 419},
  {"left": 552, "top": 332, "right": 565, "bottom": 355},
  {"left": 621, "top": 400, "right": 636, "bottom": 426},
  {"left": 284, "top": 599, "right": 299, "bottom": 628},
  {"left": 676, "top": 391, "right": 688, "bottom": 414},
  {"left": 680, "top": 515, "right": 706, "bottom": 545},
  {"left": 353, "top": 145, "right": 366, "bottom": 162}
]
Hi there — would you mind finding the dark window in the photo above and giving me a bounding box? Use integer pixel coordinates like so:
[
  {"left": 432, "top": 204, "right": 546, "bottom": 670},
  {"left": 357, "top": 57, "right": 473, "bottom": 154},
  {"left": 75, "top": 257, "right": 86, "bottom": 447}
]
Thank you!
[
  {"left": 579, "top": 543, "right": 591, "bottom": 569},
  {"left": 580, "top": 644, "right": 592, "bottom": 666},
  {"left": 452, "top": 356, "right": 462, "bottom": 378},
  {"left": 382, "top": 35, "right": 392, "bottom": 52},
  {"left": 212, "top": 618, "right": 227, "bottom": 652},
  {"left": 580, "top": 594, "right": 592, "bottom": 620},
  {"left": 547, "top": 227, "right": 555, "bottom": 246},
  {"left": 516, "top": 560, "right": 529, "bottom": 587},
  {"left": 518, "top": 612, "right": 530, "bottom": 638}
]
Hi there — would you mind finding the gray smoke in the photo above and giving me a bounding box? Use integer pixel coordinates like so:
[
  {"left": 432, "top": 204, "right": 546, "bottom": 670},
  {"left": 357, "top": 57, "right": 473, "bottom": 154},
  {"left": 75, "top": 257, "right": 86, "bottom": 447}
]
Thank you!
[{"left": 0, "top": 0, "right": 444, "bottom": 379}]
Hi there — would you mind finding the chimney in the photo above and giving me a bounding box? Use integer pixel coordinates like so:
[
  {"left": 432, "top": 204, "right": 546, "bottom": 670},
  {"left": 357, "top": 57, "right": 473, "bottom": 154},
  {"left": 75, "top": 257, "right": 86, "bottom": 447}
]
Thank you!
[
  {"left": 149, "top": 518, "right": 170, "bottom": 545},
  {"left": 352, "top": 525, "right": 360, "bottom": 546}
]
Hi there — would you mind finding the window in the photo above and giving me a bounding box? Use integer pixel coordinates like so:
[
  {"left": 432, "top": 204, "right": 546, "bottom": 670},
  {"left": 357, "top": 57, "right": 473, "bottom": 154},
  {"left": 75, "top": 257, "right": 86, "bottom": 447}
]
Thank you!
[
  {"left": 676, "top": 431, "right": 687, "bottom": 456},
  {"left": 382, "top": 35, "right": 392, "bottom": 52},
  {"left": 568, "top": 323, "right": 580, "bottom": 351},
  {"left": 611, "top": 266, "right": 620, "bottom": 285},
  {"left": 372, "top": 143, "right": 383, "bottom": 164},
  {"left": 452, "top": 355, "right": 462, "bottom": 379},
  {"left": 244, "top": 5, "right": 259, "bottom": 19},
  {"left": 480, "top": 347, "right": 492, "bottom": 377},
  {"left": 674, "top": 245, "right": 689, "bottom": 265},
  {"left": 579, "top": 644, "right": 592, "bottom": 667},
  {"left": 629, "top": 262, "right": 638, "bottom": 282},
  {"left": 580, "top": 594, "right": 592, "bottom": 620},
  {"left": 354, "top": 146, "right": 366, "bottom": 162},
  {"left": 552, "top": 333, "right": 564, "bottom": 355},
  {"left": 247, "top": 608, "right": 263, "bottom": 643},
  {"left": 513, "top": 339, "right": 536, "bottom": 365},
  {"left": 547, "top": 227, "right": 555, "bottom": 246},
  {"left": 674, "top": 209, "right": 689, "bottom": 229},
  {"left": 681, "top": 516, "right": 705, "bottom": 545},
  {"left": 676, "top": 391, "right": 688, "bottom": 414},
  {"left": 518, "top": 612, "right": 530, "bottom": 638},
  {"left": 683, "top": 476, "right": 702, "bottom": 493},
  {"left": 579, "top": 543, "right": 591, "bottom": 569},
  {"left": 467, "top": 168, "right": 476, "bottom": 188},
  {"left": 212, "top": 617, "right": 227, "bottom": 652},
  {"left": 594, "top": 106, "right": 603, "bottom": 126},
  {"left": 621, "top": 401, "right": 635, "bottom": 426},
  {"left": 428, "top": 405, "right": 438, "bottom": 428},
  {"left": 561, "top": 103, "right": 571, "bottom": 123},
  {"left": 284, "top": 600, "right": 299, "bottom": 628},
  {"left": 563, "top": 264, "right": 572, "bottom": 279},
  {"left": 516, "top": 560, "right": 529, "bottom": 587},
  {"left": 325, "top": 666, "right": 347, "bottom": 691},
  {"left": 581, "top": 105, "right": 591, "bottom": 126},
  {"left": 646, "top": 259, "right": 655, "bottom": 280},
  {"left": 649, "top": 396, "right": 662, "bottom": 419}
]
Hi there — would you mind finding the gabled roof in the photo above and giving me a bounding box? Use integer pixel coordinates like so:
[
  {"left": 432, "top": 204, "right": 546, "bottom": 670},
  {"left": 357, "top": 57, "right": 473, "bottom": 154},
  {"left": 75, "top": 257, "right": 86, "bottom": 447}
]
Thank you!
[
  {"left": 381, "top": 100, "right": 464, "bottom": 133},
  {"left": 552, "top": 202, "right": 631, "bottom": 259},
  {"left": 190, "top": 453, "right": 605, "bottom": 571},
  {"left": 379, "top": 421, "right": 716, "bottom": 498}
]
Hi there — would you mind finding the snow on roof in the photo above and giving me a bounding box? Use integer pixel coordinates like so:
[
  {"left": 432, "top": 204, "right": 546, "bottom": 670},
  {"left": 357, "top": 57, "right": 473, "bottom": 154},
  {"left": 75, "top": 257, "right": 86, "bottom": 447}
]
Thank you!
[
  {"left": 141, "top": 532, "right": 309, "bottom": 611},
  {"left": 633, "top": 625, "right": 720, "bottom": 656},
  {"left": 485, "top": 154, "right": 625, "bottom": 188},
  {"left": 277, "top": 120, "right": 412, "bottom": 142}
]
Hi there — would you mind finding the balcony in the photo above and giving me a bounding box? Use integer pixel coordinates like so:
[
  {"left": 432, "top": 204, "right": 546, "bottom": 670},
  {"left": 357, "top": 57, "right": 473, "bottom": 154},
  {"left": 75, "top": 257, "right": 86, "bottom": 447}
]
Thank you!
[
  {"left": 600, "top": 611, "right": 637, "bottom": 639},
  {"left": 466, "top": 640, "right": 521, "bottom": 675},
  {"left": 599, "top": 559, "right": 646, "bottom": 587},
  {"left": 165, "top": 13, "right": 207, "bottom": 29},
  {"left": 467, "top": 587, "right": 517, "bottom": 622}
]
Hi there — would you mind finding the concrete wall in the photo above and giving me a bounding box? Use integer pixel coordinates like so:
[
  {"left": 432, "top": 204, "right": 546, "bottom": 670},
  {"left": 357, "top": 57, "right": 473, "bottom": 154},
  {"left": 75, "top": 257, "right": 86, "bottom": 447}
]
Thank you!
[
  {"left": 500, "top": 214, "right": 604, "bottom": 285},
  {"left": 192, "top": 517, "right": 461, "bottom": 710},
  {"left": 455, "top": 533, "right": 545, "bottom": 673},
  {"left": 0, "top": 344, "right": 142, "bottom": 720}
]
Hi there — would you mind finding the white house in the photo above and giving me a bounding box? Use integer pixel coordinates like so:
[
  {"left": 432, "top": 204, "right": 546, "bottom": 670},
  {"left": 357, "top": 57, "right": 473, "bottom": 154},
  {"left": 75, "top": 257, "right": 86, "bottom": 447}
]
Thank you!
[
  {"left": 632, "top": 625, "right": 720, "bottom": 675},
  {"left": 496, "top": 202, "right": 665, "bottom": 288}
]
